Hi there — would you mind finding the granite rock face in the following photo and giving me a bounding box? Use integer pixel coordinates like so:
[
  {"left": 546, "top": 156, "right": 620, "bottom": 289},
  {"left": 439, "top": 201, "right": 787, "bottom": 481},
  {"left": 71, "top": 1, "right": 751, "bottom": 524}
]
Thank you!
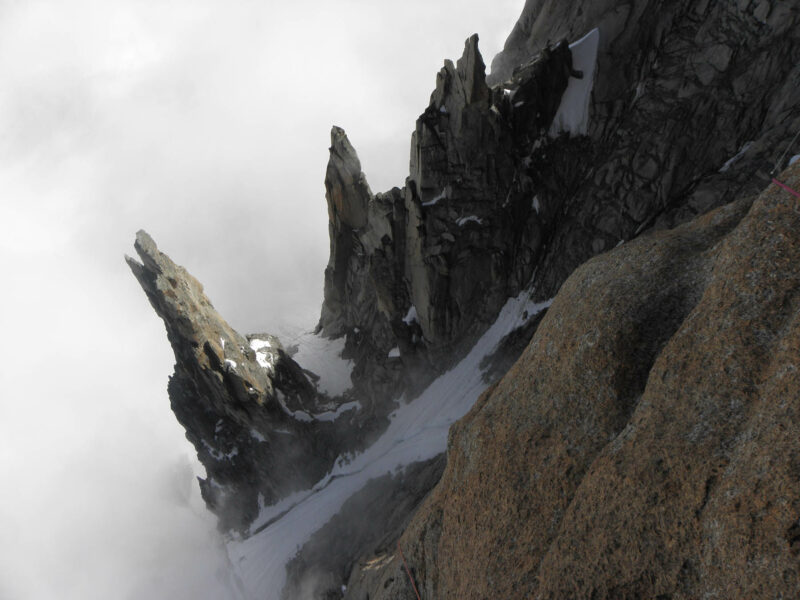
[
  {"left": 351, "top": 163, "right": 800, "bottom": 599},
  {"left": 487, "top": 0, "right": 800, "bottom": 295}
]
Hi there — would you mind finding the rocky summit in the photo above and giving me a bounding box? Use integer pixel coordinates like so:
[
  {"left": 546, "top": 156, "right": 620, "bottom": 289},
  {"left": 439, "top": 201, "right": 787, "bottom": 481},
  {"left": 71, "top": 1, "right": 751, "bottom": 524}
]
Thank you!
[{"left": 129, "top": 0, "right": 800, "bottom": 598}]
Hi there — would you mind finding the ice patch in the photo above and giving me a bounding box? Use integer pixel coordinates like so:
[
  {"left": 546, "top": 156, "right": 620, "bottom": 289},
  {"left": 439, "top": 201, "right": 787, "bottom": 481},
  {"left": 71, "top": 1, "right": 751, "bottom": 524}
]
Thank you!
[
  {"left": 719, "top": 141, "right": 753, "bottom": 172},
  {"left": 549, "top": 28, "right": 600, "bottom": 137},
  {"left": 456, "top": 215, "right": 483, "bottom": 227},
  {"left": 227, "top": 290, "right": 552, "bottom": 599}
]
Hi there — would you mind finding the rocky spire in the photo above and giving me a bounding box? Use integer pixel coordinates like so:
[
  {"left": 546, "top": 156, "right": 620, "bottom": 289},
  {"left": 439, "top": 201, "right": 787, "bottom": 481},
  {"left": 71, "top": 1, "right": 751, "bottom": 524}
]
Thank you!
[
  {"left": 456, "top": 33, "right": 490, "bottom": 106},
  {"left": 325, "top": 126, "right": 372, "bottom": 230},
  {"left": 127, "top": 231, "right": 343, "bottom": 531},
  {"left": 126, "top": 230, "right": 290, "bottom": 412},
  {"left": 319, "top": 127, "right": 374, "bottom": 336}
]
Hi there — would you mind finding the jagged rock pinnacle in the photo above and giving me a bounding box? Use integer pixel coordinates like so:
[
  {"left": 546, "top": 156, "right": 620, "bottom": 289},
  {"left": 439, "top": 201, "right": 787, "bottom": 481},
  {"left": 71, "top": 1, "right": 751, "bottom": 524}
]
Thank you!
[
  {"left": 326, "top": 126, "right": 371, "bottom": 230},
  {"left": 457, "top": 33, "right": 489, "bottom": 106},
  {"left": 127, "top": 230, "right": 278, "bottom": 407},
  {"left": 127, "top": 230, "right": 341, "bottom": 531},
  {"left": 319, "top": 127, "right": 378, "bottom": 336}
]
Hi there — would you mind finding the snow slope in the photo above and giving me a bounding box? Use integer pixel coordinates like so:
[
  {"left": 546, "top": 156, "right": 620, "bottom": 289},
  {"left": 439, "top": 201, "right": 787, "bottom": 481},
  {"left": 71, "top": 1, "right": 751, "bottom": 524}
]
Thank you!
[
  {"left": 277, "top": 329, "right": 356, "bottom": 398},
  {"left": 226, "top": 290, "right": 552, "bottom": 599},
  {"left": 549, "top": 28, "right": 600, "bottom": 137}
]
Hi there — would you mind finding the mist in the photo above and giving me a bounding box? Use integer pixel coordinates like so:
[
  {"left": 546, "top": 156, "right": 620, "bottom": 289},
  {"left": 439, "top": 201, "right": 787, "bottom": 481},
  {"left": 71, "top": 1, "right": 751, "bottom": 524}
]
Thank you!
[{"left": 0, "top": 1, "right": 523, "bottom": 598}]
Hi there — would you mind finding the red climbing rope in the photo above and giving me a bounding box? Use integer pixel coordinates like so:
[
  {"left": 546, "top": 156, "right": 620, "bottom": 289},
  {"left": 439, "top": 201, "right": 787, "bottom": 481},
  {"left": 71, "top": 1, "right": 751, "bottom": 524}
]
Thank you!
[
  {"left": 769, "top": 124, "right": 800, "bottom": 197},
  {"left": 397, "top": 541, "right": 422, "bottom": 600},
  {"left": 772, "top": 178, "right": 800, "bottom": 199}
]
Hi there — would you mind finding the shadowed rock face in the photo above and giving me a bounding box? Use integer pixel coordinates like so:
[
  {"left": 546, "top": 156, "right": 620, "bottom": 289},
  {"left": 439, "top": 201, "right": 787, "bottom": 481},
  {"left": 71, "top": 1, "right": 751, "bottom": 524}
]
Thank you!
[
  {"left": 487, "top": 0, "right": 800, "bottom": 292},
  {"left": 127, "top": 231, "right": 345, "bottom": 531},
  {"left": 352, "top": 163, "right": 800, "bottom": 599}
]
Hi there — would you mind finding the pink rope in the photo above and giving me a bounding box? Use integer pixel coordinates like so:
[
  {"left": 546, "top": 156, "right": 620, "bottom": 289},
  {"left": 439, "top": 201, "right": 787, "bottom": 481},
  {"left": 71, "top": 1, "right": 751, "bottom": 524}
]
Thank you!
[{"left": 772, "top": 178, "right": 800, "bottom": 199}]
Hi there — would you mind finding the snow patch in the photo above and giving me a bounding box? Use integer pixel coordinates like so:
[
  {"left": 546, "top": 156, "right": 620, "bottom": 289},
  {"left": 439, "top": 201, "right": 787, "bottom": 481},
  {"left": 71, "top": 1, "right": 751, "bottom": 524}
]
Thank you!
[
  {"left": 549, "top": 28, "right": 600, "bottom": 137},
  {"left": 422, "top": 188, "right": 448, "bottom": 207},
  {"left": 388, "top": 347, "right": 400, "bottom": 358},
  {"left": 250, "top": 338, "right": 272, "bottom": 352},
  {"left": 789, "top": 154, "right": 800, "bottom": 166},
  {"left": 202, "top": 440, "right": 238, "bottom": 461},
  {"left": 250, "top": 338, "right": 274, "bottom": 370},
  {"left": 310, "top": 401, "right": 361, "bottom": 423},
  {"left": 403, "top": 305, "right": 418, "bottom": 325},
  {"left": 719, "top": 141, "right": 753, "bottom": 172},
  {"left": 456, "top": 215, "right": 483, "bottom": 227},
  {"left": 532, "top": 196, "right": 541, "bottom": 214},
  {"left": 289, "top": 331, "right": 355, "bottom": 397},
  {"left": 227, "top": 290, "right": 552, "bottom": 599},
  {"left": 224, "top": 359, "right": 237, "bottom": 370},
  {"left": 275, "top": 390, "right": 314, "bottom": 423}
]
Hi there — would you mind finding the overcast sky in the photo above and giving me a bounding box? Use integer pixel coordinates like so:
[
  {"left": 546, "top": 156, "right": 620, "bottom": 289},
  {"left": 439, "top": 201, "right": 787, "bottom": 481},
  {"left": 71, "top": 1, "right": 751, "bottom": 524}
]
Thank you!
[{"left": 0, "top": 1, "right": 524, "bottom": 598}]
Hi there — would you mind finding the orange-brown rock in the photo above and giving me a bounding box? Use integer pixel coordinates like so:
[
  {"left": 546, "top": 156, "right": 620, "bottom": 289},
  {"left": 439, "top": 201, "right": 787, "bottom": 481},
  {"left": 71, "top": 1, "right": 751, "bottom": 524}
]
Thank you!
[{"left": 349, "top": 164, "right": 800, "bottom": 599}]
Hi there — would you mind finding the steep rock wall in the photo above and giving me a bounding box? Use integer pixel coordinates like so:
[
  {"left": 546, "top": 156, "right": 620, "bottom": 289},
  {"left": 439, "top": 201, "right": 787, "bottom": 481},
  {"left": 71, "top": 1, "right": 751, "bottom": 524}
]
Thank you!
[{"left": 350, "top": 163, "right": 800, "bottom": 599}]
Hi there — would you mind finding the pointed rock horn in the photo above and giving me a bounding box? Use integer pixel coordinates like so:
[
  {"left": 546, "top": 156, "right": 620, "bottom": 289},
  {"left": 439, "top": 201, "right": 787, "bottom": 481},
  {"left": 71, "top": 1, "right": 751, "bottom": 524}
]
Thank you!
[{"left": 326, "top": 126, "right": 372, "bottom": 229}]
